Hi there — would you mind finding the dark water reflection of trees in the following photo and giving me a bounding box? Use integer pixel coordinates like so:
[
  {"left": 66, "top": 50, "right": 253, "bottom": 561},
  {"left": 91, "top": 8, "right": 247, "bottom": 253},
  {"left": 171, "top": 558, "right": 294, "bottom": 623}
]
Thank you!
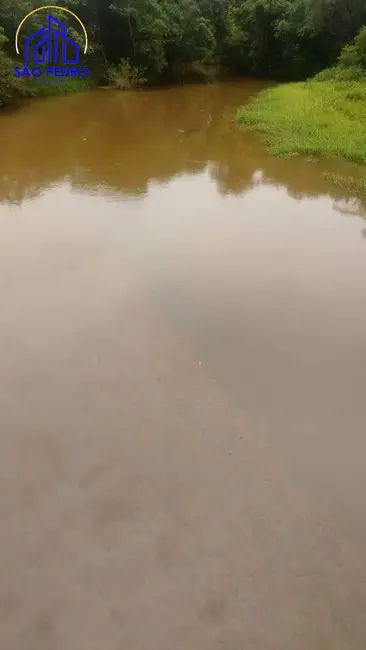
[{"left": 0, "top": 85, "right": 365, "bottom": 216}]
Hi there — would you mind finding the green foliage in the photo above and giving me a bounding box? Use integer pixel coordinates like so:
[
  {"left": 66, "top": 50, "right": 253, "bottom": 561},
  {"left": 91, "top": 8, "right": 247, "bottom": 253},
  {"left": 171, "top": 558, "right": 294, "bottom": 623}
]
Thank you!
[
  {"left": 237, "top": 27, "right": 366, "bottom": 166},
  {"left": 307, "top": 0, "right": 366, "bottom": 68},
  {"left": 0, "top": 50, "right": 28, "bottom": 106},
  {"left": 0, "top": 26, "right": 30, "bottom": 106},
  {"left": 315, "top": 66, "right": 364, "bottom": 82},
  {"left": 314, "top": 26, "right": 366, "bottom": 81},
  {"left": 108, "top": 0, "right": 169, "bottom": 74},
  {"left": 225, "top": 0, "right": 314, "bottom": 78},
  {"left": 106, "top": 58, "right": 147, "bottom": 89},
  {"left": 0, "top": 0, "right": 365, "bottom": 106},
  {"left": 105, "top": 0, "right": 215, "bottom": 75},
  {"left": 336, "top": 26, "right": 366, "bottom": 71},
  {"left": 223, "top": 0, "right": 366, "bottom": 79}
]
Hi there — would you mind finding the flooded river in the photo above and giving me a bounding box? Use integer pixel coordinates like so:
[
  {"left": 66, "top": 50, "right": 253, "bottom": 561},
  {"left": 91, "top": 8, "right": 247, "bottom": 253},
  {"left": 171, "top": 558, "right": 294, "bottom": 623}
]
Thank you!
[{"left": 1, "top": 81, "right": 366, "bottom": 649}]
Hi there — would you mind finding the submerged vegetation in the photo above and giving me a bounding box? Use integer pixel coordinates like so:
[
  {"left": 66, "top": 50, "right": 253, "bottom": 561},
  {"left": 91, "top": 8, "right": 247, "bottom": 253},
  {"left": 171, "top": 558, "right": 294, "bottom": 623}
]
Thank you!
[
  {"left": 0, "top": 0, "right": 365, "bottom": 106},
  {"left": 237, "top": 27, "right": 366, "bottom": 170}
]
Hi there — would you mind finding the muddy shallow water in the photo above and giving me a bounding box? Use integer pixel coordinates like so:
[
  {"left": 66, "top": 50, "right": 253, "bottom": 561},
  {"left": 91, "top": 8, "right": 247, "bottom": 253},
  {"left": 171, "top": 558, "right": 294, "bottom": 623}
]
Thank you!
[{"left": 0, "top": 82, "right": 366, "bottom": 649}]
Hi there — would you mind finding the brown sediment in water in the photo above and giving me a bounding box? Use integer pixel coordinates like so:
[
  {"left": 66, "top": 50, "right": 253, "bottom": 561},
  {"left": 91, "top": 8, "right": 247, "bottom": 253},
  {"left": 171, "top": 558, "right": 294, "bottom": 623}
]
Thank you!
[{"left": 0, "top": 81, "right": 366, "bottom": 649}]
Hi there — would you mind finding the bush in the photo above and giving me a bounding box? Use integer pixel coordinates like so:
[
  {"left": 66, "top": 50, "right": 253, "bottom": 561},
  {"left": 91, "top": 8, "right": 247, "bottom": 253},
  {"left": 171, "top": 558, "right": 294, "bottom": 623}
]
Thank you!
[
  {"left": 338, "top": 26, "right": 366, "bottom": 71},
  {"left": 106, "top": 59, "right": 147, "bottom": 90},
  {"left": 315, "top": 65, "right": 364, "bottom": 82}
]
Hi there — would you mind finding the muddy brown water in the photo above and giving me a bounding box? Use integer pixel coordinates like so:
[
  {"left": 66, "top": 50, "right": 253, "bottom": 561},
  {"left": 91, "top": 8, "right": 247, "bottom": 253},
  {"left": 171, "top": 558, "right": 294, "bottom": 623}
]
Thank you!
[{"left": 1, "top": 81, "right": 366, "bottom": 649}]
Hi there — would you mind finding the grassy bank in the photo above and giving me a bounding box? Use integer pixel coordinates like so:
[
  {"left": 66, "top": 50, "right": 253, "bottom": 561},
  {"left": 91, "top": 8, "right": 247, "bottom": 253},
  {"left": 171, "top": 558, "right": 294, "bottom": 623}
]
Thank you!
[
  {"left": 26, "top": 76, "right": 95, "bottom": 98},
  {"left": 237, "top": 80, "right": 366, "bottom": 164}
]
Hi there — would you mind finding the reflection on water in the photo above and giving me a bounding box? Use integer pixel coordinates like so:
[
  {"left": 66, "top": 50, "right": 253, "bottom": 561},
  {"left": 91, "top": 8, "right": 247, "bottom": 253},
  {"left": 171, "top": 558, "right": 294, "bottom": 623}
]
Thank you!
[
  {"left": 0, "top": 81, "right": 365, "bottom": 216},
  {"left": 0, "top": 82, "right": 366, "bottom": 536},
  {"left": 2, "top": 82, "right": 366, "bottom": 650}
]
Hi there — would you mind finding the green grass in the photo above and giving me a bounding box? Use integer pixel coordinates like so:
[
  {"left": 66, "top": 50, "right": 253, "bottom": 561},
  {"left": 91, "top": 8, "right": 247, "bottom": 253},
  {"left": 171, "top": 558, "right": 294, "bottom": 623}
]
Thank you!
[
  {"left": 26, "top": 76, "right": 95, "bottom": 97},
  {"left": 237, "top": 81, "right": 366, "bottom": 164}
]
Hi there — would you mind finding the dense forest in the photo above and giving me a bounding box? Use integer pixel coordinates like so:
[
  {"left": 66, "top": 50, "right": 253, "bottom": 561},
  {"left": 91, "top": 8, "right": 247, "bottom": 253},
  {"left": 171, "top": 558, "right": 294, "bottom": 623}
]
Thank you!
[{"left": 0, "top": 0, "right": 365, "bottom": 104}]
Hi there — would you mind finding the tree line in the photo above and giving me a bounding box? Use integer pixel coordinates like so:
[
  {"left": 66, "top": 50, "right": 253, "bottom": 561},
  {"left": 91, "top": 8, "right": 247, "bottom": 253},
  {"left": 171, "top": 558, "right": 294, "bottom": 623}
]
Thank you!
[{"left": 0, "top": 0, "right": 365, "bottom": 104}]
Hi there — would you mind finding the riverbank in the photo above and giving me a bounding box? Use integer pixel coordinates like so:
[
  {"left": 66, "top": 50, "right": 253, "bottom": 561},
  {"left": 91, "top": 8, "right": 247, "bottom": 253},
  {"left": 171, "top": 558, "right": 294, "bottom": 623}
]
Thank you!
[
  {"left": 0, "top": 60, "right": 225, "bottom": 108},
  {"left": 237, "top": 80, "right": 366, "bottom": 165},
  {"left": 237, "top": 79, "right": 366, "bottom": 194},
  {"left": 237, "top": 25, "right": 366, "bottom": 194}
]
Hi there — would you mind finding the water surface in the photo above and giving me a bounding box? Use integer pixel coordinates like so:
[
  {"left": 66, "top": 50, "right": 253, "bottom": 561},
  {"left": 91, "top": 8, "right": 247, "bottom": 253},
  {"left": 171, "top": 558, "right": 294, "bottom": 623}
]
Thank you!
[{"left": 1, "top": 82, "right": 366, "bottom": 649}]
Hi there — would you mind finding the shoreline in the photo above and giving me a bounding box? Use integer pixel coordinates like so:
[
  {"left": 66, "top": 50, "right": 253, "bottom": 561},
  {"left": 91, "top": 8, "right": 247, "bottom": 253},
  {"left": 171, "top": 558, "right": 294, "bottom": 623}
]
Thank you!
[{"left": 237, "top": 79, "right": 366, "bottom": 193}]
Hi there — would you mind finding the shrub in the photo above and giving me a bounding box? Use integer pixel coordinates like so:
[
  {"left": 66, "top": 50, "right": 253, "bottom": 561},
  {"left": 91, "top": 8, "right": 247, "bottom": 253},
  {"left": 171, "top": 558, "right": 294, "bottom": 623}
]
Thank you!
[
  {"left": 106, "top": 59, "right": 147, "bottom": 90},
  {"left": 315, "top": 65, "right": 364, "bottom": 82},
  {"left": 338, "top": 26, "right": 366, "bottom": 71}
]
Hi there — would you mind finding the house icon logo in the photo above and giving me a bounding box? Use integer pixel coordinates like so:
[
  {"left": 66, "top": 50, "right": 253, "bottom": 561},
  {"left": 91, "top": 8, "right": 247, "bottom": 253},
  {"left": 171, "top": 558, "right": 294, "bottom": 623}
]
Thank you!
[
  {"left": 14, "top": 6, "right": 88, "bottom": 82},
  {"left": 25, "top": 14, "right": 79, "bottom": 65}
]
